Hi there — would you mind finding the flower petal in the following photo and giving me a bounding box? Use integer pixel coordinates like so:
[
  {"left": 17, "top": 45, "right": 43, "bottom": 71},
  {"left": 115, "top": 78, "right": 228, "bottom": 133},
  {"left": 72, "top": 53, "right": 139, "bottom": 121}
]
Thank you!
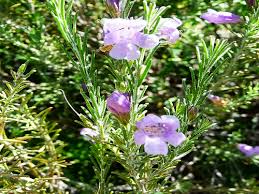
[
  {"left": 237, "top": 144, "right": 254, "bottom": 156},
  {"left": 102, "top": 18, "right": 147, "bottom": 33},
  {"left": 102, "top": 18, "right": 128, "bottom": 33},
  {"left": 159, "top": 18, "right": 182, "bottom": 29},
  {"left": 80, "top": 128, "right": 99, "bottom": 141},
  {"left": 134, "top": 32, "right": 159, "bottom": 49},
  {"left": 161, "top": 115, "right": 180, "bottom": 131},
  {"left": 144, "top": 137, "right": 168, "bottom": 155},
  {"left": 136, "top": 114, "right": 162, "bottom": 130},
  {"left": 109, "top": 42, "right": 128, "bottom": 59},
  {"left": 126, "top": 19, "right": 147, "bottom": 31},
  {"left": 165, "top": 131, "right": 186, "bottom": 147},
  {"left": 167, "top": 29, "right": 180, "bottom": 43},
  {"left": 134, "top": 130, "right": 146, "bottom": 145},
  {"left": 104, "top": 31, "right": 120, "bottom": 45},
  {"left": 253, "top": 146, "right": 259, "bottom": 155},
  {"left": 159, "top": 28, "right": 180, "bottom": 43},
  {"left": 125, "top": 43, "right": 140, "bottom": 60}
]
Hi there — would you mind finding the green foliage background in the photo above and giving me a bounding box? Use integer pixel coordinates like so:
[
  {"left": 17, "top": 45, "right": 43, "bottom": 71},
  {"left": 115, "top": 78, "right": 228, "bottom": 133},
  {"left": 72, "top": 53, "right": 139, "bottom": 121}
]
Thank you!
[{"left": 0, "top": 0, "right": 258, "bottom": 193}]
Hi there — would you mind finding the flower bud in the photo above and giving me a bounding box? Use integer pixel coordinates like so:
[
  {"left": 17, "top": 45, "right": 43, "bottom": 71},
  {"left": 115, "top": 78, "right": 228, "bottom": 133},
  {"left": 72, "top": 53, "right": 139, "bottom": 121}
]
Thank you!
[
  {"left": 201, "top": 9, "right": 241, "bottom": 24},
  {"left": 208, "top": 94, "right": 227, "bottom": 107},
  {"left": 107, "top": 91, "right": 131, "bottom": 122},
  {"left": 188, "top": 106, "right": 199, "bottom": 121},
  {"left": 106, "top": 0, "right": 121, "bottom": 17},
  {"left": 246, "top": 0, "right": 256, "bottom": 7}
]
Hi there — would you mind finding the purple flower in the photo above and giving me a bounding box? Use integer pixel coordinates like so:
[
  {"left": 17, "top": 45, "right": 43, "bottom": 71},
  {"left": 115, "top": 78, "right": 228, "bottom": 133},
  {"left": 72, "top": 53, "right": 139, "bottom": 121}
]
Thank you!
[
  {"left": 134, "top": 114, "right": 186, "bottom": 155},
  {"left": 102, "top": 18, "right": 159, "bottom": 60},
  {"left": 107, "top": 91, "right": 131, "bottom": 118},
  {"left": 237, "top": 144, "right": 259, "bottom": 157},
  {"left": 201, "top": 9, "right": 241, "bottom": 24},
  {"left": 157, "top": 17, "right": 182, "bottom": 43},
  {"left": 80, "top": 128, "right": 99, "bottom": 141}
]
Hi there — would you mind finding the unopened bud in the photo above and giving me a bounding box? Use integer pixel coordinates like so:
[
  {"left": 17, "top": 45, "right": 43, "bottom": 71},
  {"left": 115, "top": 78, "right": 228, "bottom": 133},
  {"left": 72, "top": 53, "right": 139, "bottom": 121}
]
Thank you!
[{"left": 106, "top": 0, "right": 121, "bottom": 17}]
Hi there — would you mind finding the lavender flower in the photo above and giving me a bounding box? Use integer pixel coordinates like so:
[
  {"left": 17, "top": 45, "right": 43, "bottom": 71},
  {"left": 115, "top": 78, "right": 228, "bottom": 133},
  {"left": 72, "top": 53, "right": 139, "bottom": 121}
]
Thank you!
[
  {"left": 201, "top": 9, "right": 241, "bottom": 24},
  {"left": 237, "top": 144, "right": 259, "bottom": 157},
  {"left": 80, "top": 128, "right": 99, "bottom": 141},
  {"left": 107, "top": 91, "right": 131, "bottom": 119},
  {"left": 157, "top": 17, "right": 182, "bottom": 43},
  {"left": 102, "top": 18, "right": 159, "bottom": 60},
  {"left": 134, "top": 114, "right": 186, "bottom": 155}
]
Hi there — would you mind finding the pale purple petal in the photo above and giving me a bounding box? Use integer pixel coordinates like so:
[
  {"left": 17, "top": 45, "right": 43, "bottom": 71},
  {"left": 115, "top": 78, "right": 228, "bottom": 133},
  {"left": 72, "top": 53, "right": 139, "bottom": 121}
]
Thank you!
[
  {"left": 165, "top": 131, "right": 186, "bottom": 147},
  {"left": 159, "top": 18, "right": 182, "bottom": 29},
  {"left": 126, "top": 19, "right": 147, "bottom": 31},
  {"left": 134, "top": 32, "right": 159, "bottom": 49},
  {"left": 134, "top": 130, "right": 146, "bottom": 145},
  {"left": 102, "top": 18, "right": 125, "bottom": 33},
  {"left": 136, "top": 114, "right": 162, "bottom": 130},
  {"left": 201, "top": 9, "right": 241, "bottom": 24},
  {"left": 109, "top": 42, "right": 128, "bottom": 59},
  {"left": 253, "top": 146, "right": 259, "bottom": 155},
  {"left": 167, "top": 29, "right": 180, "bottom": 43},
  {"left": 104, "top": 31, "right": 120, "bottom": 45},
  {"left": 125, "top": 43, "right": 140, "bottom": 60},
  {"left": 80, "top": 128, "right": 99, "bottom": 141},
  {"left": 159, "top": 28, "right": 180, "bottom": 43},
  {"left": 109, "top": 42, "right": 140, "bottom": 60},
  {"left": 102, "top": 18, "right": 146, "bottom": 33},
  {"left": 161, "top": 115, "right": 180, "bottom": 131},
  {"left": 237, "top": 144, "right": 254, "bottom": 157},
  {"left": 144, "top": 137, "right": 168, "bottom": 155},
  {"left": 116, "top": 28, "right": 137, "bottom": 42}
]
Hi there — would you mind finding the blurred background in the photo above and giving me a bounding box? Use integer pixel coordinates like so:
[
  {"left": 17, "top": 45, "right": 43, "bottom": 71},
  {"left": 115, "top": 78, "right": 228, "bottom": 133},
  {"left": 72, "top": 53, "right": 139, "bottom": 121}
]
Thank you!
[{"left": 0, "top": 0, "right": 258, "bottom": 193}]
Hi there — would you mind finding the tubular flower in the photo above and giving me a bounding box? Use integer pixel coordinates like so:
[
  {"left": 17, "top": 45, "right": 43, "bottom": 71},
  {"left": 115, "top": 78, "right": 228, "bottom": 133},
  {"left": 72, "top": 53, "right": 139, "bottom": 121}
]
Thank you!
[
  {"left": 107, "top": 91, "right": 131, "bottom": 119},
  {"left": 102, "top": 18, "right": 159, "bottom": 60},
  {"left": 134, "top": 114, "right": 186, "bottom": 155},
  {"left": 237, "top": 144, "right": 259, "bottom": 157},
  {"left": 157, "top": 17, "right": 182, "bottom": 43},
  {"left": 201, "top": 9, "right": 241, "bottom": 24}
]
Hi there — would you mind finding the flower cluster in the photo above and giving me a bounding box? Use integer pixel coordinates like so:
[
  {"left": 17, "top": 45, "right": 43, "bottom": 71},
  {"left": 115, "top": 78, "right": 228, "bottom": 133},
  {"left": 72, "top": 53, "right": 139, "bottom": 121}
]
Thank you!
[
  {"left": 102, "top": 17, "right": 182, "bottom": 60},
  {"left": 102, "top": 7, "right": 241, "bottom": 60},
  {"left": 99, "top": 3, "right": 242, "bottom": 157},
  {"left": 105, "top": 92, "right": 185, "bottom": 155}
]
